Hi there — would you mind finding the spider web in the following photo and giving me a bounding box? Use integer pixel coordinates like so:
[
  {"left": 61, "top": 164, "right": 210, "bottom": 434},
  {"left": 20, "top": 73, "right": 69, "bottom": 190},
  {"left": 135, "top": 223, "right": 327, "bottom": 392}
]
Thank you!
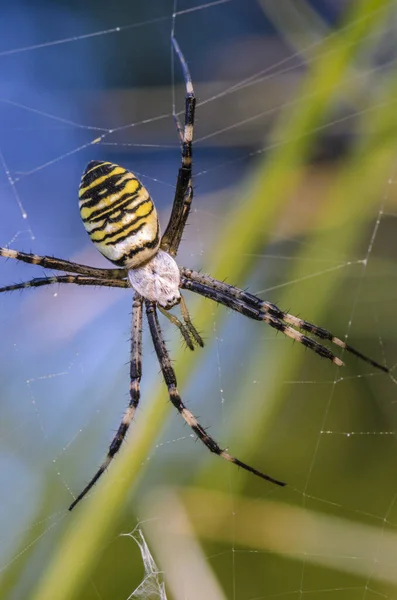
[{"left": 0, "top": 1, "right": 396, "bottom": 599}]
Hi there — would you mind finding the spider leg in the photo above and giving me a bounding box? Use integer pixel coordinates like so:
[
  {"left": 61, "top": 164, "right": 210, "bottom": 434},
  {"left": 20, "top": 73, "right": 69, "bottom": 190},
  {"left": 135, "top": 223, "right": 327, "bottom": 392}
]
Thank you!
[
  {"left": 69, "top": 293, "right": 143, "bottom": 511},
  {"left": 145, "top": 300, "right": 285, "bottom": 488},
  {"left": 181, "top": 276, "right": 345, "bottom": 367},
  {"left": 264, "top": 310, "right": 389, "bottom": 373},
  {"left": 161, "top": 37, "right": 195, "bottom": 257},
  {"left": 0, "top": 275, "right": 129, "bottom": 293},
  {"left": 180, "top": 269, "right": 389, "bottom": 373},
  {"left": 173, "top": 114, "right": 184, "bottom": 147},
  {"left": 0, "top": 247, "right": 126, "bottom": 279}
]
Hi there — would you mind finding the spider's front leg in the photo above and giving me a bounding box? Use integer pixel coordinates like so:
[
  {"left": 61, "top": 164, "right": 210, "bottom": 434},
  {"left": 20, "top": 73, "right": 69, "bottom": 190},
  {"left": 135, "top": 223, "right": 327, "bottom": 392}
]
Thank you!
[
  {"left": 0, "top": 247, "right": 126, "bottom": 279},
  {"left": 0, "top": 275, "right": 129, "bottom": 294},
  {"left": 180, "top": 268, "right": 389, "bottom": 373},
  {"left": 160, "top": 37, "right": 196, "bottom": 257},
  {"left": 145, "top": 300, "right": 285, "bottom": 487}
]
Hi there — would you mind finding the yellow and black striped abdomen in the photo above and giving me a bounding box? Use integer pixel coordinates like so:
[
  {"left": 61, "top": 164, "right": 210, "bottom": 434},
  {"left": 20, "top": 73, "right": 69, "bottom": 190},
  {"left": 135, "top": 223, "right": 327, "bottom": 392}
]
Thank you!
[{"left": 79, "top": 161, "right": 160, "bottom": 268}]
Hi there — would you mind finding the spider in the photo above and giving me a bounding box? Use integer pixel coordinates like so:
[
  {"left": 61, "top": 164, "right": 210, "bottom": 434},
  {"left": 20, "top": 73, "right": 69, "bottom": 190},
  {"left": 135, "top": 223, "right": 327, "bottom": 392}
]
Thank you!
[{"left": 0, "top": 38, "right": 388, "bottom": 511}]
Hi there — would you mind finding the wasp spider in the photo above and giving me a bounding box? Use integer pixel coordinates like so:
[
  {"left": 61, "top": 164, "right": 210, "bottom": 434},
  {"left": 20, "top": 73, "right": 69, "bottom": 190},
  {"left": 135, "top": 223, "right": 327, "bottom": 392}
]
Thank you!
[{"left": 0, "top": 39, "right": 389, "bottom": 511}]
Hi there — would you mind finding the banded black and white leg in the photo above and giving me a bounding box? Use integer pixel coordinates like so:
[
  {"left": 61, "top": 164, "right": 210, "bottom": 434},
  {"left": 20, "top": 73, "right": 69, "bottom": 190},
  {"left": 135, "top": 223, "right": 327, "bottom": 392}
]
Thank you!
[
  {"left": 69, "top": 293, "right": 143, "bottom": 511},
  {"left": 161, "top": 36, "right": 196, "bottom": 257},
  {"left": 180, "top": 268, "right": 389, "bottom": 373},
  {"left": 145, "top": 300, "right": 285, "bottom": 487},
  {"left": 0, "top": 247, "right": 126, "bottom": 279},
  {"left": 0, "top": 275, "right": 129, "bottom": 294}
]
